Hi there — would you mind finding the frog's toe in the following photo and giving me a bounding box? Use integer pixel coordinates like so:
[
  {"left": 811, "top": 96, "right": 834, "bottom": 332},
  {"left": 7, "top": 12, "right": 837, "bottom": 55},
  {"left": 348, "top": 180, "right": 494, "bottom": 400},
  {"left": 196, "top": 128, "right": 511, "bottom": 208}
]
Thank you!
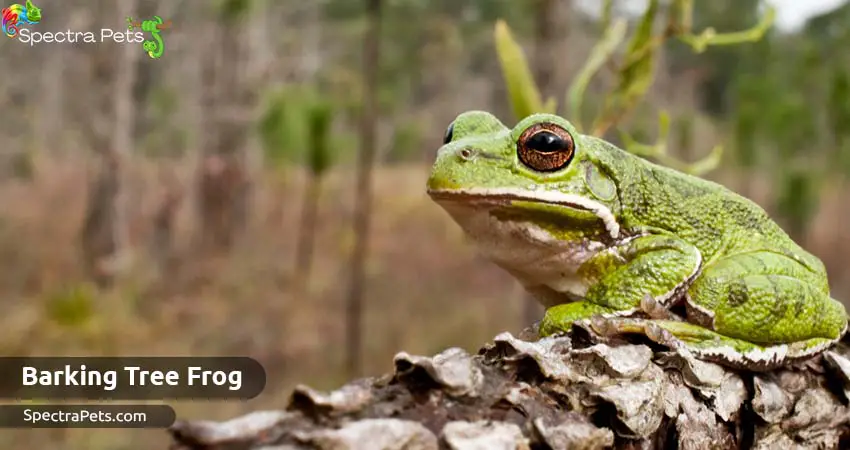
[
  {"left": 639, "top": 294, "right": 684, "bottom": 320},
  {"left": 539, "top": 301, "right": 619, "bottom": 337}
]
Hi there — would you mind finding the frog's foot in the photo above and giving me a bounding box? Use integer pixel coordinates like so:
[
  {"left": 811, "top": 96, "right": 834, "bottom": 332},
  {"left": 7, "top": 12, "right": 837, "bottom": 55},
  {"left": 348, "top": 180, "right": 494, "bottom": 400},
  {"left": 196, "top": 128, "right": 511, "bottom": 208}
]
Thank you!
[
  {"left": 539, "top": 301, "right": 635, "bottom": 337},
  {"left": 591, "top": 317, "right": 838, "bottom": 371}
]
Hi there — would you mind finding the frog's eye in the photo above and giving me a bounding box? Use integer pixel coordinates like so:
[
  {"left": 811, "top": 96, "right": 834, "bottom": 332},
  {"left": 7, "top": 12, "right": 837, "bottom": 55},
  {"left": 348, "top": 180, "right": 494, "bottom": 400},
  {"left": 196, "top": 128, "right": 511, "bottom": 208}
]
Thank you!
[
  {"left": 443, "top": 122, "right": 454, "bottom": 144},
  {"left": 517, "top": 123, "right": 575, "bottom": 172}
]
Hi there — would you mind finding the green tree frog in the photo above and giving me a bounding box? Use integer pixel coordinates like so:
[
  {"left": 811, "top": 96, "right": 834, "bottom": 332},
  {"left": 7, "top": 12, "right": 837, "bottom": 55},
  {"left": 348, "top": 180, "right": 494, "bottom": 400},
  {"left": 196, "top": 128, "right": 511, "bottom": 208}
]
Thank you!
[{"left": 426, "top": 111, "right": 848, "bottom": 370}]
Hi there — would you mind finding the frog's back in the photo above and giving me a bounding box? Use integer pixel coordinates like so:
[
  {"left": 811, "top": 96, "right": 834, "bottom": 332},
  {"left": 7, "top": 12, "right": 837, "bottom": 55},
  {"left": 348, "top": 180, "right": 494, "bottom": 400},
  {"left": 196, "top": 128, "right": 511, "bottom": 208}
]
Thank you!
[{"left": 591, "top": 138, "right": 826, "bottom": 275}]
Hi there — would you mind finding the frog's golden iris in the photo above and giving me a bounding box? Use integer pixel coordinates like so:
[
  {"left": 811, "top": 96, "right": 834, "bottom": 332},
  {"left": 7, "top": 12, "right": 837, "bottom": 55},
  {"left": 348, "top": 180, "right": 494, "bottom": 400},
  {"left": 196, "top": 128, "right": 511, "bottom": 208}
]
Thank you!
[{"left": 517, "top": 122, "right": 575, "bottom": 172}]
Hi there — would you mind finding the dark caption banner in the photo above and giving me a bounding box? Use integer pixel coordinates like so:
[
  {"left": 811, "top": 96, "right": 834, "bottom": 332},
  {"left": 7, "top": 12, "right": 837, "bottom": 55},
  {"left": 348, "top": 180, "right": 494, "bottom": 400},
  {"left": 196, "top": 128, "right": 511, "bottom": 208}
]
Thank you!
[
  {"left": 0, "top": 404, "right": 176, "bottom": 428},
  {"left": 0, "top": 357, "right": 265, "bottom": 400}
]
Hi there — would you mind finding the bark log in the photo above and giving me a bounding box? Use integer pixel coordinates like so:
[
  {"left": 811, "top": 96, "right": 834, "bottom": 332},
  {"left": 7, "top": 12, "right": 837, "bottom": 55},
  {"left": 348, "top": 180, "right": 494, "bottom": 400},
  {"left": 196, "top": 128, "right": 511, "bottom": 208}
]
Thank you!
[{"left": 166, "top": 321, "right": 850, "bottom": 450}]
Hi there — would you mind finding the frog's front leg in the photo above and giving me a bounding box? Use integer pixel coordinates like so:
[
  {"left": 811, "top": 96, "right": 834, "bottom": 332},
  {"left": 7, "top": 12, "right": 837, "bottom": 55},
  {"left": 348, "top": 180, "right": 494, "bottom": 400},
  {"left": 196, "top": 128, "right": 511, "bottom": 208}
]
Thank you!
[{"left": 539, "top": 233, "right": 701, "bottom": 336}]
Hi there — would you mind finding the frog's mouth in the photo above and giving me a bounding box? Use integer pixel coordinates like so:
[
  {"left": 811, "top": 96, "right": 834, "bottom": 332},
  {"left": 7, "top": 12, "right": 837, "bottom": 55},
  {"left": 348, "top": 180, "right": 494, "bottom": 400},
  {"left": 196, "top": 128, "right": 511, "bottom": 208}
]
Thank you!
[{"left": 427, "top": 187, "right": 620, "bottom": 239}]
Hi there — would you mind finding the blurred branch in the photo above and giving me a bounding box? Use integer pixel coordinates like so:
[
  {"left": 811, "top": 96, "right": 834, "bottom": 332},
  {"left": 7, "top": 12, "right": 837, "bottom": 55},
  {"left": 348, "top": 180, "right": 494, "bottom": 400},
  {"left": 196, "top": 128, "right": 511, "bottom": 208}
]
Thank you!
[
  {"left": 677, "top": 5, "right": 775, "bottom": 53},
  {"left": 494, "top": 20, "right": 554, "bottom": 121},
  {"left": 620, "top": 111, "right": 723, "bottom": 175},
  {"left": 567, "top": 18, "right": 627, "bottom": 133},
  {"left": 591, "top": 0, "right": 660, "bottom": 138},
  {"left": 492, "top": 0, "right": 773, "bottom": 176},
  {"left": 600, "top": 0, "right": 613, "bottom": 31}
]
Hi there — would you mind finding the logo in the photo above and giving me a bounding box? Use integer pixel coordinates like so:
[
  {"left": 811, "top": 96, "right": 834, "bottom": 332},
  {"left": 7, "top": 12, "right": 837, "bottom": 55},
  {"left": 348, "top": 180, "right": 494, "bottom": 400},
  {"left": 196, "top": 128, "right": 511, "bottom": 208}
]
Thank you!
[
  {"left": 126, "top": 15, "right": 171, "bottom": 59},
  {"left": 1, "top": 0, "right": 40, "bottom": 38}
]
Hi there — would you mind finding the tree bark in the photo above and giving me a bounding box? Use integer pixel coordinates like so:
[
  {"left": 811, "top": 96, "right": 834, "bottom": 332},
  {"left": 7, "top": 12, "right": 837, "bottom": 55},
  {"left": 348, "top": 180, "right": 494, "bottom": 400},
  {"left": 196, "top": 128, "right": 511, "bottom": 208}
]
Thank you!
[
  {"left": 345, "top": 0, "right": 382, "bottom": 379},
  {"left": 168, "top": 323, "right": 850, "bottom": 450}
]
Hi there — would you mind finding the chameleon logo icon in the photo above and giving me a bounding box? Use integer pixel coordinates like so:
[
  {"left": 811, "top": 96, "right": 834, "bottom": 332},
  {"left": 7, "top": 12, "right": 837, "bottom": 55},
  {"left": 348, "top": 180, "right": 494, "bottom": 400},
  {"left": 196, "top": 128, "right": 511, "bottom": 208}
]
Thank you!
[{"left": 1, "top": 0, "right": 41, "bottom": 38}]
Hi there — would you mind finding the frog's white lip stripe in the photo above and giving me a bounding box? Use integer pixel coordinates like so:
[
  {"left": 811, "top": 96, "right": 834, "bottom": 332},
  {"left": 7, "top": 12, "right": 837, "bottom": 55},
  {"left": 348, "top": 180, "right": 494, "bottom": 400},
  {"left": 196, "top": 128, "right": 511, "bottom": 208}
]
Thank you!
[{"left": 428, "top": 187, "right": 620, "bottom": 239}]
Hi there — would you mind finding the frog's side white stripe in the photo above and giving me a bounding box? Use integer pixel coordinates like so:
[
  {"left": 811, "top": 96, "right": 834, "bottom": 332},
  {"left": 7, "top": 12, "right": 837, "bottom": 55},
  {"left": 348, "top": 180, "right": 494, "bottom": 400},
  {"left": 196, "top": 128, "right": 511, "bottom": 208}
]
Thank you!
[
  {"left": 689, "top": 322, "right": 847, "bottom": 366},
  {"left": 438, "top": 187, "right": 620, "bottom": 240},
  {"left": 695, "top": 343, "right": 790, "bottom": 366},
  {"left": 694, "top": 340, "right": 824, "bottom": 365}
]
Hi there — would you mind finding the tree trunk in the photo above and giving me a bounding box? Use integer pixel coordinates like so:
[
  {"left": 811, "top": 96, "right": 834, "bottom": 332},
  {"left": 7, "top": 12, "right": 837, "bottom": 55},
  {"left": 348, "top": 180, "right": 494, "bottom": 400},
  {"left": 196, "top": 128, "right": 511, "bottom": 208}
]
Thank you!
[
  {"left": 131, "top": 0, "right": 158, "bottom": 143},
  {"left": 79, "top": 0, "right": 138, "bottom": 287},
  {"left": 168, "top": 323, "right": 850, "bottom": 450},
  {"left": 196, "top": 16, "right": 252, "bottom": 255},
  {"left": 37, "top": 27, "right": 64, "bottom": 159},
  {"left": 293, "top": 173, "right": 322, "bottom": 292},
  {"left": 150, "top": 168, "right": 183, "bottom": 278},
  {"left": 345, "top": 0, "right": 382, "bottom": 379}
]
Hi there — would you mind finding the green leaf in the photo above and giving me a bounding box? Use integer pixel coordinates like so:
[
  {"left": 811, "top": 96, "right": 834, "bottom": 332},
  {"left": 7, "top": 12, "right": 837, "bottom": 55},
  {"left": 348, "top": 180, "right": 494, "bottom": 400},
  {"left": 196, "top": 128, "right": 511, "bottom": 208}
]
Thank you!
[
  {"left": 306, "top": 100, "right": 335, "bottom": 176},
  {"left": 592, "top": 0, "right": 659, "bottom": 136},
  {"left": 258, "top": 87, "right": 308, "bottom": 168},
  {"left": 494, "top": 20, "right": 545, "bottom": 121}
]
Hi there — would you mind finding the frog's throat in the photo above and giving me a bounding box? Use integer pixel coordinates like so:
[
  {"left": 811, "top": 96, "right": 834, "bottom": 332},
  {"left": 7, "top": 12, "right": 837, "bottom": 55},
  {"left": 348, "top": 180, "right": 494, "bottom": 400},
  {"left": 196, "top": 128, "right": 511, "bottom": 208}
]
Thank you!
[{"left": 428, "top": 187, "right": 620, "bottom": 240}]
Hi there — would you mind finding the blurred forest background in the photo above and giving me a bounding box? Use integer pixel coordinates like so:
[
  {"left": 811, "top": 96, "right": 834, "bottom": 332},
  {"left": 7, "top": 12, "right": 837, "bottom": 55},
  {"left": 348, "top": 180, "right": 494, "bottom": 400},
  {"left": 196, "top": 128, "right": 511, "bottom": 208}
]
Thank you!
[{"left": 2, "top": 0, "right": 850, "bottom": 447}]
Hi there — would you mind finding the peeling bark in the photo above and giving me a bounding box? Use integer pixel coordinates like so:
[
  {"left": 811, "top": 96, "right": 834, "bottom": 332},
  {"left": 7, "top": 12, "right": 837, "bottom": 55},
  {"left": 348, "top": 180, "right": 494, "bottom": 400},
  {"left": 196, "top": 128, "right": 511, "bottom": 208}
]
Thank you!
[{"left": 167, "top": 322, "right": 850, "bottom": 450}]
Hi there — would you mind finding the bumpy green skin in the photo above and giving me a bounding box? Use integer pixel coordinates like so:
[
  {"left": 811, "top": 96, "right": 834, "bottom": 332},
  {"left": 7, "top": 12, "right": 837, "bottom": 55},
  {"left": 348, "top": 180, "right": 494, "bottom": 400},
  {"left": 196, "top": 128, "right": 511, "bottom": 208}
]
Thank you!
[{"left": 426, "top": 111, "right": 848, "bottom": 369}]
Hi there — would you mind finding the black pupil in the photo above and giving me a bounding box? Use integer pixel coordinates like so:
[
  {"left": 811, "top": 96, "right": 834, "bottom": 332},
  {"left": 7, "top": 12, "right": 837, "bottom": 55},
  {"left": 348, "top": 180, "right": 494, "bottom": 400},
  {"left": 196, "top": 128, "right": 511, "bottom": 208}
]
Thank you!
[
  {"left": 443, "top": 123, "right": 454, "bottom": 144},
  {"left": 527, "top": 131, "right": 565, "bottom": 152}
]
